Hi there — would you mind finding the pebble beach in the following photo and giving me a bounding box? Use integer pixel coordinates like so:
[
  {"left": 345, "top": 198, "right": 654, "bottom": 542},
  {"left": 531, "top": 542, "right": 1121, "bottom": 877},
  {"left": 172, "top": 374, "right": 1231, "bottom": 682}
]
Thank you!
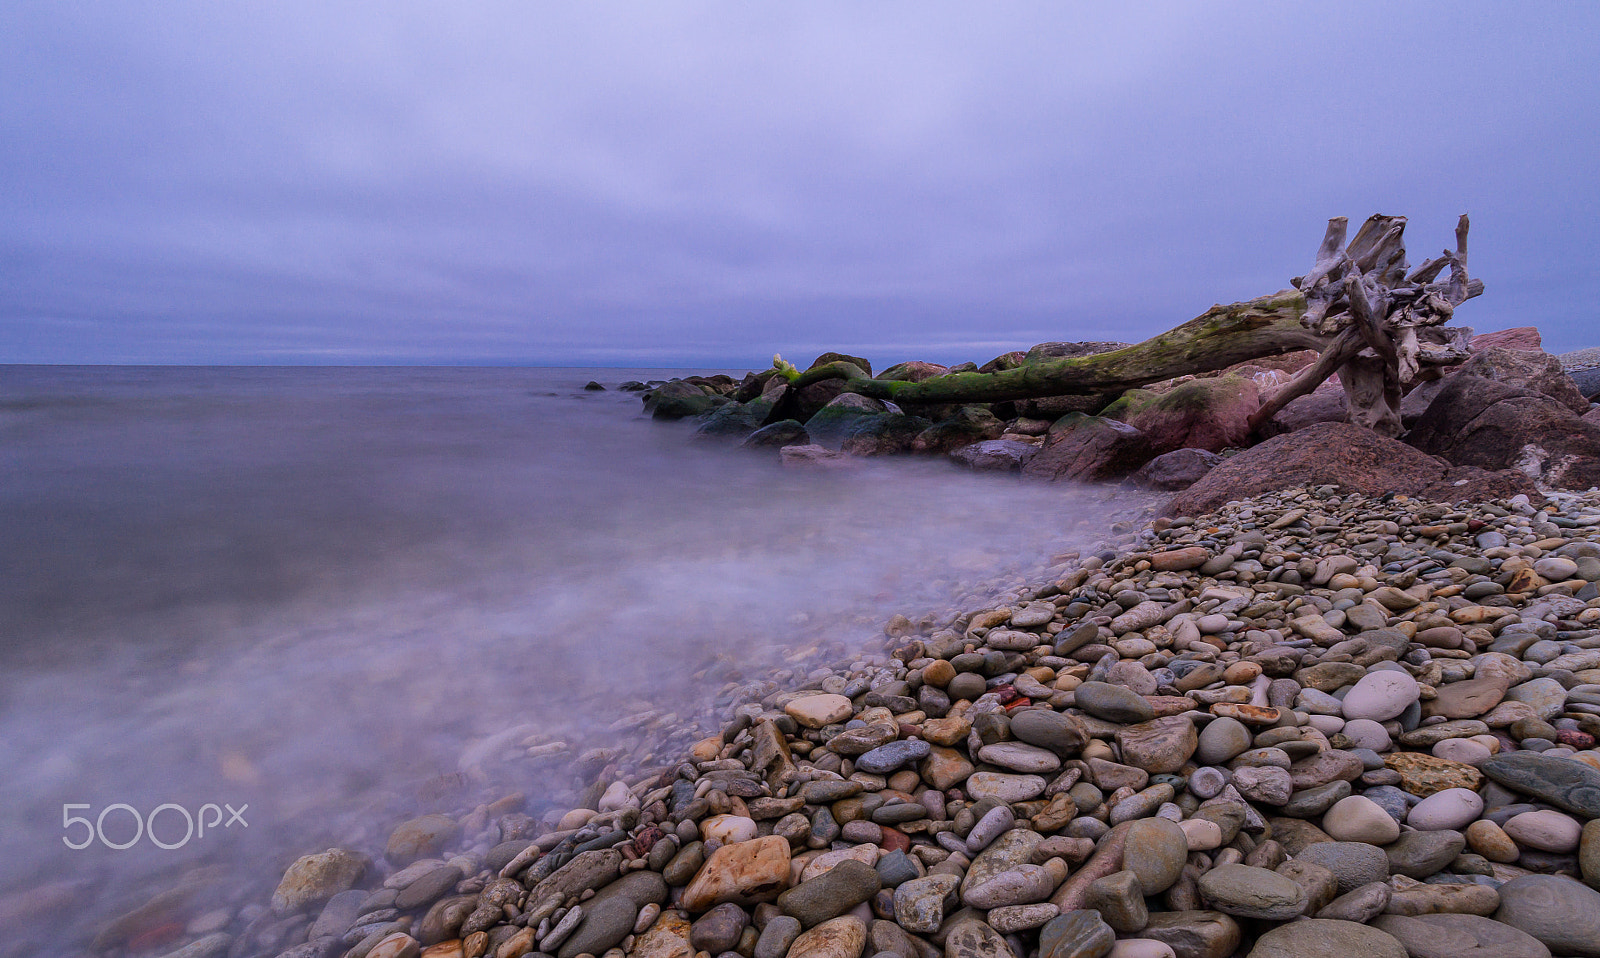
[{"left": 85, "top": 465, "right": 1600, "bottom": 958}]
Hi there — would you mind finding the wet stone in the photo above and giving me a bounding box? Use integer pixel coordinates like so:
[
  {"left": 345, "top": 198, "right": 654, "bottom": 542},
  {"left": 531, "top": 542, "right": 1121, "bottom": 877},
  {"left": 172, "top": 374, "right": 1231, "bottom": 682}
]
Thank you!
[{"left": 855, "top": 740, "right": 932, "bottom": 775}]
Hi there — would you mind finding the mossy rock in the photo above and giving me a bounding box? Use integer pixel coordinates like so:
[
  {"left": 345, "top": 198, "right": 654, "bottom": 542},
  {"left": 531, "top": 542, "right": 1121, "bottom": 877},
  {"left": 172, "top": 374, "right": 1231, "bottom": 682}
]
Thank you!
[
  {"left": 804, "top": 394, "right": 892, "bottom": 449},
  {"left": 644, "top": 380, "right": 724, "bottom": 420},
  {"left": 913, "top": 406, "right": 1006, "bottom": 453},
  {"left": 978, "top": 351, "right": 1027, "bottom": 374},
  {"left": 807, "top": 352, "right": 873, "bottom": 377},
  {"left": 694, "top": 398, "right": 776, "bottom": 440},
  {"left": 742, "top": 420, "right": 809, "bottom": 450},
  {"left": 875, "top": 361, "right": 950, "bottom": 383},
  {"left": 840, "top": 414, "right": 932, "bottom": 456}
]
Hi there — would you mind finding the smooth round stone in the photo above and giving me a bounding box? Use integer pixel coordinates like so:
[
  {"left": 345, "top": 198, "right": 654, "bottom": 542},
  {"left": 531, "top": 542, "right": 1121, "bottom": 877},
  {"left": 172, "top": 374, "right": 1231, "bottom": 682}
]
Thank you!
[
  {"left": 1307, "top": 713, "right": 1346, "bottom": 736},
  {"left": 1407, "top": 788, "right": 1484, "bottom": 831},
  {"left": 1246, "top": 918, "right": 1406, "bottom": 958},
  {"left": 1008, "top": 710, "right": 1089, "bottom": 757},
  {"left": 1342, "top": 719, "right": 1392, "bottom": 751},
  {"left": 1107, "top": 940, "right": 1175, "bottom": 958},
  {"left": 1196, "top": 716, "right": 1253, "bottom": 764},
  {"left": 963, "top": 772, "right": 1046, "bottom": 803},
  {"left": 1073, "top": 682, "right": 1155, "bottom": 724},
  {"left": 1494, "top": 874, "right": 1600, "bottom": 957},
  {"left": 1433, "top": 738, "right": 1493, "bottom": 765},
  {"left": 854, "top": 740, "right": 931, "bottom": 775},
  {"left": 977, "top": 742, "right": 1061, "bottom": 774},
  {"left": 1385, "top": 830, "right": 1466, "bottom": 880},
  {"left": 1465, "top": 820, "right": 1520, "bottom": 863},
  {"left": 1121, "top": 818, "right": 1187, "bottom": 895},
  {"left": 1178, "top": 818, "right": 1223, "bottom": 851},
  {"left": 702, "top": 815, "right": 759, "bottom": 844},
  {"left": 1195, "top": 864, "right": 1308, "bottom": 920},
  {"left": 1503, "top": 810, "right": 1584, "bottom": 853},
  {"left": 1342, "top": 671, "right": 1420, "bottom": 722},
  {"left": 786, "top": 694, "right": 856, "bottom": 729},
  {"left": 1535, "top": 557, "right": 1580, "bottom": 581},
  {"left": 1323, "top": 795, "right": 1401, "bottom": 844},
  {"left": 1294, "top": 842, "right": 1391, "bottom": 894},
  {"left": 1188, "top": 766, "right": 1227, "bottom": 800},
  {"left": 1370, "top": 914, "right": 1551, "bottom": 958}
]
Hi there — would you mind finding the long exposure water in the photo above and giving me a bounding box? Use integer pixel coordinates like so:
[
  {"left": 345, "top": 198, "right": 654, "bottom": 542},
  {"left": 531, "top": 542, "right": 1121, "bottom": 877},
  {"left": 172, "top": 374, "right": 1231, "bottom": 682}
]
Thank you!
[{"left": 0, "top": 365, "right": 1145, "bottom": 954}]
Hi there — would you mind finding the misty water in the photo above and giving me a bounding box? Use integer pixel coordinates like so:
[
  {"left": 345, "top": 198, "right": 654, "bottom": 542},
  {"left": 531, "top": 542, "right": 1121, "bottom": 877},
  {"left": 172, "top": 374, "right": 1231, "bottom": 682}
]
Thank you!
[{"left": 0, "top": 366, "right": 1150, "bottom": 948}]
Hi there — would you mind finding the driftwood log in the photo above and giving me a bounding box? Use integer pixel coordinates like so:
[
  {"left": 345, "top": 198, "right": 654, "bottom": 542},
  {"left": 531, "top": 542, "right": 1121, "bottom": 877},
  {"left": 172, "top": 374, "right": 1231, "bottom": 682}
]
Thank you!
[{"left": 777, "top": 214, "right": 1481, "bottom": 438}]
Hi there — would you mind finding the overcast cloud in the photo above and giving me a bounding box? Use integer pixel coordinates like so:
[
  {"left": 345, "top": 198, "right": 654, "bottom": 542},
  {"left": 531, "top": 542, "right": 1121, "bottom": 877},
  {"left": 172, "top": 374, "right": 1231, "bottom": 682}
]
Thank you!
[{"left": 1, "top": 2, "right": 1596, "bottom": 366}]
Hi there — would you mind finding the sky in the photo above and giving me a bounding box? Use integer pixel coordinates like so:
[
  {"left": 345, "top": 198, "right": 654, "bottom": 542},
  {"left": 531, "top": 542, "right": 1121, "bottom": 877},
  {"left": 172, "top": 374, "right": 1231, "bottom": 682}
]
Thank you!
[{"left": 1, "top": 2, "right": 1597, "bottom": 367}]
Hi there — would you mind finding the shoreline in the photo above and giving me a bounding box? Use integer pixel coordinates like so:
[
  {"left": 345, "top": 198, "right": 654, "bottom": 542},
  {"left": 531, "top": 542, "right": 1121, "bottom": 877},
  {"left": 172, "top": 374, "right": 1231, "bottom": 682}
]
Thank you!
[{"left": 67, "top": 476, "right": 1600, "bottom": 958}]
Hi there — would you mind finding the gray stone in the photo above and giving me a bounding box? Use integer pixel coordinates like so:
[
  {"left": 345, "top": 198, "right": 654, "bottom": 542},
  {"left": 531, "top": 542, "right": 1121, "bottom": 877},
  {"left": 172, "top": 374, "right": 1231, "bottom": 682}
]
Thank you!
[
  {"left": 1085, "top": 870, "right": 1146, "bottom": 934},
  {"left": 855, "top": 740, "right": 932, "bottom": 775},
  {"left": 1493, "top": 874, "right": 1600, "bottom": 957},
  {"left": 1120, "top": 818, "right": 1187, "bottom": 895},
  {"left": 1289, "top": 842, "right": 1389, "bottom": 894},
  {"left": 1008, "top": 710, "right": 1090, "bottom": 757},
  {"left": 1385, "top": 830, "right": 1466, "bottom": 879},
  {"left": 778, "top": 859, "right": 881, "bottom": 928},
  {"left": 1246, "top": 919, "right": 1405, "bottom": 958},
  {"left": 894, "top": 874, "right": 960, "bottom": 933},
  {"left": 1195, "top": 864, "right": 1308, "bottom": 920},
  {"left": 690, "top": 902, "right": 749, "bottom": 954},
  {"left": 755, "top": 916, "right": 803, "bottom": 958},
  {"left": 1072, "top": 683, "right": 1154, "bottom": 724},
  {"left": 1372, "top": 913, "right": 1552, "bottom": 958},
  {"left": 556, "top": 895, "right": 638, "bottom": 958},
  {"left": 1196, "top": 717, "right": 1253, "bottom": 765},
  {"left": 1481, "top": 752, "right": 1600, "bottom": 818},
  {"left": 1037, "top": 910, "right": 1115, "bottom": 958}
]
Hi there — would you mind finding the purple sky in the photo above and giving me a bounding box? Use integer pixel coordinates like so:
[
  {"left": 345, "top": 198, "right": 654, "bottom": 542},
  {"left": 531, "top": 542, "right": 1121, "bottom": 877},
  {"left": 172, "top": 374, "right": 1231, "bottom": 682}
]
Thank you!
[{"left": 2, "top": 3, "right": 1596, "bottom": 367}]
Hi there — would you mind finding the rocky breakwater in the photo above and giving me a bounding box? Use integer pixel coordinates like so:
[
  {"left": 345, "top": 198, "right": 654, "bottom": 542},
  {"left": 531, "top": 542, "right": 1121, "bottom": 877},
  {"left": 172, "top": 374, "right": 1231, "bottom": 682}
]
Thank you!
[{"left": 111, "top": 485, "right": 1600, "bottom": 958}]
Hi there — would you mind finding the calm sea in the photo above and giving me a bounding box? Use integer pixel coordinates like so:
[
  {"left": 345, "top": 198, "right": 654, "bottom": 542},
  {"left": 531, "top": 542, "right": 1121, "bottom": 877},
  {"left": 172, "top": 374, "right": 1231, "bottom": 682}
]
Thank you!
[{"left": 0, "top": 365, "right": 1133, "bottom": 950}]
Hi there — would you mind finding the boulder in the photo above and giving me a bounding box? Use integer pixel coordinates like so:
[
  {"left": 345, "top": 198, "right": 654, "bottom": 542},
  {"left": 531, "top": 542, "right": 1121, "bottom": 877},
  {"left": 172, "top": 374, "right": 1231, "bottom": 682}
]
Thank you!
[
  {"left": 1470, "top": 326, "right": 1542, "bottom": 351},
  {"left": 1131, "top": 449, "right": 1223, "bottom": 491},
  {"left": 1164, "top": 422, "right": 1540, "bottom": 517},
  {"left": 913, "top": 407, "right": 1007, "bottom": 454},
  {"left": 1449, "top": 345, "right": 1590, "bottom": 413},
  {"left": 741, "top": 420, "right": 809, "bottom": 450},
  {"left": 1406, "top": 375, "right": 1600, "bottom": 489},
  {"left": 804, "top": 395, "right": 894, "bottom": 450},
  {"left": 840, "top": 414, "right": 931, "bottom": 456},
  {"left": 875, "top": 361, "right": 949, "bottom": 383},
  {"left": 950, "top": 440, "right": 1039, "bottom": 472},
  {"left": 644, "top": 381, "right": 724, "bottom": 420},
  {"left": 1101, "top": 375, "right": 1261, "bottom": 456},
  {"left": 1263, "top": 383, "right": 1347, "bottom": 436},
  {"left": 1021, "top": 414, "right": 1153, "bottom": 483},
  {"left": 694, "top": 399, "right": 775, "bottom": 440}
]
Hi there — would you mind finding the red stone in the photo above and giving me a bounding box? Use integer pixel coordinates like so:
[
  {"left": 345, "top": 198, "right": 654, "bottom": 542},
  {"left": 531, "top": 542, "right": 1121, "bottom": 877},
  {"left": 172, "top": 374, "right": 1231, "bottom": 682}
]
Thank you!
[
  {"left": 878, "top": 827, "right": 911, "bottom": 853},
  {"left": 1559, "top": 730, "right": 1595, "bottom": 749}
]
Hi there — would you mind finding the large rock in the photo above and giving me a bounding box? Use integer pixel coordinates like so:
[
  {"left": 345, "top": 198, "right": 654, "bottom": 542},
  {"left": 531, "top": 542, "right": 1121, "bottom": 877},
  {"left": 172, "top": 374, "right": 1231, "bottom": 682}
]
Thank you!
[
  {"left": 1493, "top": 874, "right": 1600, "bottom": 957},
  {"left": 1131, "top": 448, "right": 1224, "bottom": 491},
  {"left": 1452, "top": 345, "right": 1590, "bottom": 413},
  {"left": 1024, "top": 341, "right": 1133, "bottom": 363},
  {"left": 742, "top": 419, "right": 809, "bottom": 450},
  {"left": 1021, "top": 414, "right": 1153, "bottom": 482},
  {"left": 1164, "top": 422, "right": 1539, "bottom": 517},
  {"left": 841, "top": 414, "right": 932, "bottom": 456},
  {"left": 950, "top": 439, "right": 1039, "bottom": 472},
  {"left": 1262, "top": 383, "right": 1347, "bottom": 436},
  {"left": 644, "top": 381, "right": 724, "bottom": 420},
  {"left": 1470, "top": 326, "right": 1542, "bottom": 351},
  {"left": 875, "top": 361, "right": 949, "bottom": 383},
  {"left": 694, "top": 399, "right": 775, "bottom": 440},
  {"left": 914, "top": 407, "right": 1007, "bottom": 454},
  {"left": 1101, "top": 375, "right": 1261, "bottom": 456},
  {"left": 803, "top": 395, "right": 892, "bottom": 449},
  {"left": 1406, "top": 375, "right": 1600, "bottom": 489}
]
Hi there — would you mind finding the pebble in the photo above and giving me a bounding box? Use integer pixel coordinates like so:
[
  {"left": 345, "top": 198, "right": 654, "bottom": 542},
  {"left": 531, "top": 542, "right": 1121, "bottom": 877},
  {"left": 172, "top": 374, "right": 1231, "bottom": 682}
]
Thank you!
[
  {"left": 1342, "top": 671, "right": 1421, "bottom": 722},
  {"left": 1502, "top": 809, "right": 1583, "bottom": 853},
  {"left": 1323, "top": 795, "right": 1401, "bottom": 844},
  {"left": 1493, "top": 874, "right": 1600, "bottom": 957},
  {"left": 1407, "top": 788, "right": 1484, "bottom": 831}
]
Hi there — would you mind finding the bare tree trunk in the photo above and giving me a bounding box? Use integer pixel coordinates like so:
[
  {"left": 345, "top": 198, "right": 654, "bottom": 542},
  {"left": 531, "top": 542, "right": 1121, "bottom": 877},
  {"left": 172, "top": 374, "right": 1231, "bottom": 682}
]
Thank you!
[{"left": 775, "top": 214, "right": 1481, "bottom": 437}]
